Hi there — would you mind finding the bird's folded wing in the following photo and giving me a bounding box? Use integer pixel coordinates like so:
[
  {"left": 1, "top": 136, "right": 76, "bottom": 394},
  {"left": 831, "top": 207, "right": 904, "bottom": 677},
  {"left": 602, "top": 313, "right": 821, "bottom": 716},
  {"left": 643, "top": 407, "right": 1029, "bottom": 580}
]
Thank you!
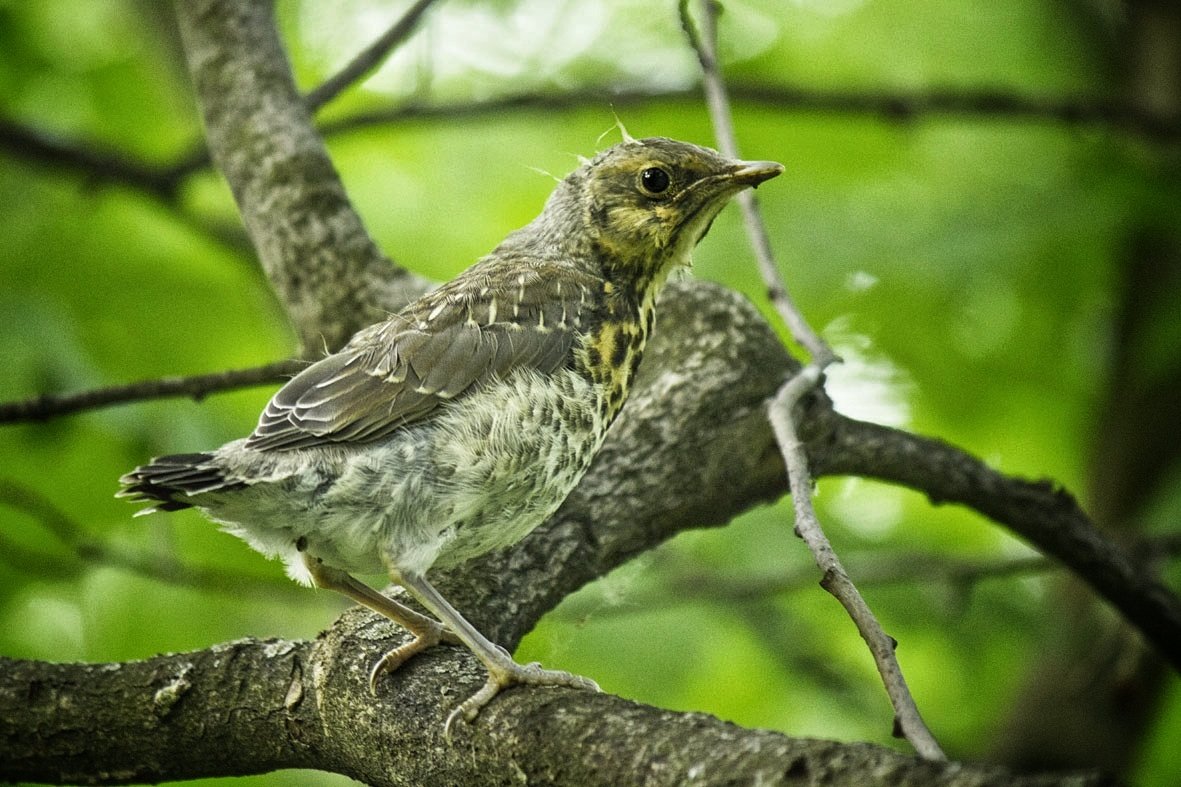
[{"left": 244, "top": 264, "right": 601, "bottom": 451}]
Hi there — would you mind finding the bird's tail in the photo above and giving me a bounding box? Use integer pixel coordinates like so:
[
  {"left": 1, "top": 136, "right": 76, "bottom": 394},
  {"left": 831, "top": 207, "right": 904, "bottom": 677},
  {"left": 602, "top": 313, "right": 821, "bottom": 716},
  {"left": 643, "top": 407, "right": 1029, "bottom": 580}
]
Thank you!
[{"left": 117, "top": 452, "right": 241, "bottom": 515}]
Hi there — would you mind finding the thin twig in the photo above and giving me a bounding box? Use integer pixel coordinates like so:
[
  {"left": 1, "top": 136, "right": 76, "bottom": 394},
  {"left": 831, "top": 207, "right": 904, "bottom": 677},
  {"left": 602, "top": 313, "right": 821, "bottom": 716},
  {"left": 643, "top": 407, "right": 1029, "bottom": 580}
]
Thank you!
[
  {"left": 0, "top": 360, "right": 303, "bottom": 424},
  {"left": 678, "top": 0, "right": 836, "bottom": 367},
  {"left": 304, "top": 0, "right": 441, "bottom": 111},
  {"left": 559, "top": 551, "right": 1053, "bottom": 621},
  {"left": 769, "top": 377, "right": 945, "bottom": 758},
  {"left": 680, "top": 0, "right": 944, "bottom": 760}
]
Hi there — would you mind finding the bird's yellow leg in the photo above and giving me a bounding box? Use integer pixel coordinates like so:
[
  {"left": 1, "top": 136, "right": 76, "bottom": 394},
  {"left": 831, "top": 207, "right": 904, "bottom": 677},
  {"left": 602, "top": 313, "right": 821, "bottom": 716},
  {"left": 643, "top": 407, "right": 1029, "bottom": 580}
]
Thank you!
[
  {"left": 302, "top": 555, "right": 459, "bottom": 690},
  {"left": 392, "top": 568, "right": 599, "bottom": 737}
]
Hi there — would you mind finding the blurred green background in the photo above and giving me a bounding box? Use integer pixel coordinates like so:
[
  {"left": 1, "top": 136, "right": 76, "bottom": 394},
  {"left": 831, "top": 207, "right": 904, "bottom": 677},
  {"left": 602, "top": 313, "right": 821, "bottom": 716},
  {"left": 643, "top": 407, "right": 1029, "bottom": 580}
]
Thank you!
[{"left": 2, "top": 0, "right": 1179, "bottom": 784}]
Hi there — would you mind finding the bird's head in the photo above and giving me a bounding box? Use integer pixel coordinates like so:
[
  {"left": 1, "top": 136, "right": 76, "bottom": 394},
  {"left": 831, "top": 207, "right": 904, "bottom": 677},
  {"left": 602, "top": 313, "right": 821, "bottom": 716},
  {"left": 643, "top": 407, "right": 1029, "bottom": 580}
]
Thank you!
[{"left": 566, "top": 136, "right": 782, "bottom": 289}]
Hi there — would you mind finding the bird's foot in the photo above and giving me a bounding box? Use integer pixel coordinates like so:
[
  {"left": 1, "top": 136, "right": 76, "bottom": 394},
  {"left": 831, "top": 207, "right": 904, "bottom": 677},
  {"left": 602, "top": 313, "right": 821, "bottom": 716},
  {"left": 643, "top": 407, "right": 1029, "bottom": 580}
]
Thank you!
[
  {"left": 444, "top": 659, "right": 599, "bottom": 739},
  {"left": 368, "top": 623, "right": 461, "bottom": 692}
]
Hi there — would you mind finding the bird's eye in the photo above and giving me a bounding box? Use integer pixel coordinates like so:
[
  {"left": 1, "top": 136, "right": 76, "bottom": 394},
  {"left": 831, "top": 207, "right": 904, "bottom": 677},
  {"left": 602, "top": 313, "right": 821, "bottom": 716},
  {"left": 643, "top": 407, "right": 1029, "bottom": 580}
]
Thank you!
[{"left": 639, "top": 167, "right": 671, "bottom": 196}]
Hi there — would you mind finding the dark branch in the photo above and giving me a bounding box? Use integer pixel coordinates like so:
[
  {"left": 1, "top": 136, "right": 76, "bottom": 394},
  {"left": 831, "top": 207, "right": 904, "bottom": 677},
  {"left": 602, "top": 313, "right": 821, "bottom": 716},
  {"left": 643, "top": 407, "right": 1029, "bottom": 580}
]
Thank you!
[
  {"left": 0, "top": 116, "right": 178, "bottom": 200},
  {"left": 0, "top": 116, "right": 254, "bottom": 254},
  {"left": 0, "top": 639, "right": 1108, "bottom": 787},
  {"left": 321, "top": 84, "right": 1181, "bottom": 143},
  {"left": 0, "top": 360, "right": 302, "bottom": 424},
  {"left": 818, "top": 416, "right": 1181, "bottom": 673},
  {"left": 303, "top": 0, "right": 441, "bottom": 111}
]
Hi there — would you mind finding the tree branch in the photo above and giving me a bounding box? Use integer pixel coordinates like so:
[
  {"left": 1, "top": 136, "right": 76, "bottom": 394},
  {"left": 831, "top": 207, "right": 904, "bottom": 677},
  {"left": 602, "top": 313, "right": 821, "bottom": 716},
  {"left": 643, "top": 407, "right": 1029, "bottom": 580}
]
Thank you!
[
  {"left": 0, "top": 360, "right": 302, "bottom": 424},
  {"left": 0, "top": 634, "right": 1110, "bottom": 787},
  {"left": 320, "top": 84, "right": 1181, "bottom": 144},
  {"left": 818, "top": 416, "right": 1181, "bottom": 673},
  {"left": 681, "top": 0, "right": 941, "bottom": 759},
  {"left": 174, "top": 0, "right": 430, "bottom": 354},
  {"left": 0, "top": 116, "right": 178, "bottom": 199},
  {"left": 303, "top": 0, "right": 441, "bottom": 111},
  {"left": 0, "top": 116, "right": 255, "bottom": 255}
]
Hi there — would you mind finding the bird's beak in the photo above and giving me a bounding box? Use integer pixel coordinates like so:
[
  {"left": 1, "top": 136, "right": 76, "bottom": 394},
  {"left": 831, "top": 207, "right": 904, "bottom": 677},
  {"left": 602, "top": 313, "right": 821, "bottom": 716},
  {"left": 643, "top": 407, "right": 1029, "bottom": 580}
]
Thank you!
[{"left": 729, "top": 160, "right": 784, "bottom": 188}]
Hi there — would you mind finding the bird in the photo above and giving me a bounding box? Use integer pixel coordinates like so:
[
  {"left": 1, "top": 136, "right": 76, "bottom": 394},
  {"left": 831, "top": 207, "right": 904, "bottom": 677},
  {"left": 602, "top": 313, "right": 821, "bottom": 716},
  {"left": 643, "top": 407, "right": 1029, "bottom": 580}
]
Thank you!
[{"left": 118, "top": 135, "right": 783, "bottom": 732}]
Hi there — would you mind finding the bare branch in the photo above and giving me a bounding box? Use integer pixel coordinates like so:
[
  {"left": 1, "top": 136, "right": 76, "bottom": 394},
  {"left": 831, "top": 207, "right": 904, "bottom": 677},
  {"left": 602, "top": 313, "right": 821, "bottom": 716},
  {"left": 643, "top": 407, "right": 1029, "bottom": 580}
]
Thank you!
[
  {"left": 0, "top": 116, "right": 177, "bottom": 199},
  {"left": 0, "top": 360, "right": 302, "bottom": 424},
  {"left": 678, "top": 0, "right": 835, "bottom": 366},
  {"left": 303, "top": 0, "right": 441, "bottom": 111},
  {"left": 771, "top": 374, "right": 946, "bottom": 759},
  {"left": 680, "top": 0, "right": 943, "bottom": 760},
  {"left": 0, "top": 116, "right": 255, "bottom": 254},
  {"left": 321, "top": 84, "right": 1181, "bottom": 143}
]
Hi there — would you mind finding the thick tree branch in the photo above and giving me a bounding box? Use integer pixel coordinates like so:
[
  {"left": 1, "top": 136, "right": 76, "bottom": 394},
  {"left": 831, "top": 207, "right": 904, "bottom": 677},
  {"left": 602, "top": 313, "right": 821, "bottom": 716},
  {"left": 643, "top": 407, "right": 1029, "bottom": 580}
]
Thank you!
[
  {"left": 0, "top": 282, "right": 1117, "bottom": 784},
  {"left": 0, "top": 281, "right": 1153, "bottom": 786},
  {"left": 174, "top": 0, "right": 429, "bottom": 353},
  {"left": 0, "top": 636, "right": 1109, "bottom": 787}
]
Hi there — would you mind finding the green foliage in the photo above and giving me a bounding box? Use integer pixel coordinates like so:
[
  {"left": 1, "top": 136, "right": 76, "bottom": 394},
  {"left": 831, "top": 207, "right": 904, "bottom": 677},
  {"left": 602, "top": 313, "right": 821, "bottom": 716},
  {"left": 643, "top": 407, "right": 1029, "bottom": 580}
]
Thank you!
[{"left": 2, "top": 1, "right": 1179, "bottom": 784}]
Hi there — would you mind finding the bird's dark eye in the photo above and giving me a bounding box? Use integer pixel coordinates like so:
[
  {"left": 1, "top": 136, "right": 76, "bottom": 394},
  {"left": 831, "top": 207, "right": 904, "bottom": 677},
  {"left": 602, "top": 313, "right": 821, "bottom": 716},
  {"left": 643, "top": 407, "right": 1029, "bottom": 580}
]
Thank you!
[{"left": 639, "top": 167, "right": 671, "bottom": 196}]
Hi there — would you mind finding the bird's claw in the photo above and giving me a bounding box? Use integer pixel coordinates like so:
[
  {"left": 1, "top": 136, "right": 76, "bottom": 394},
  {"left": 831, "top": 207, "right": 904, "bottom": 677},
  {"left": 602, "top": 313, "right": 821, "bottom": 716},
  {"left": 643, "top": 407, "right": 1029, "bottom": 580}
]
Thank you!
[
  {"left": 368, "top": 624, "right": 459, "bottom": 693},
  {"left": 443, "top": 662, "right": 600, "bottom": 741}
]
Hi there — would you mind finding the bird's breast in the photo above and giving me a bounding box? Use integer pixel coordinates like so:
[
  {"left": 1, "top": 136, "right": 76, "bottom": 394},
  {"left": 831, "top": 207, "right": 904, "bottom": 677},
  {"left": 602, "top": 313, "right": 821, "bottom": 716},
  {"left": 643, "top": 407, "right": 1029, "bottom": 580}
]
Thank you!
[{"left": 576, "top": 285, "right": 657, "bottom": 424}]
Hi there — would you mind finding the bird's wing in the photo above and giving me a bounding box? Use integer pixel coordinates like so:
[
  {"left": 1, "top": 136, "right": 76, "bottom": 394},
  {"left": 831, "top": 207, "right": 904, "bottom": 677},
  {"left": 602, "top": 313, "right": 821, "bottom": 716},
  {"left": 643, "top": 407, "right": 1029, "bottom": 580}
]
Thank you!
[{"left": 244, "top": 263, "right": 601, "bottom": 451}]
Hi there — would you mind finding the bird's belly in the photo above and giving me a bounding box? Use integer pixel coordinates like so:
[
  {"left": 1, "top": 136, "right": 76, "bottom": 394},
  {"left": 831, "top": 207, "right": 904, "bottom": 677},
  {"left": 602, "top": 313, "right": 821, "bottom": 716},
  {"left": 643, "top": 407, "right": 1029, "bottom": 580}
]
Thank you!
[
  {"left": 424, "top": 367, "right": 607, "bottom": 569},
  {"left": 208, "top": 367, "right": 609, "bottom": 579}
]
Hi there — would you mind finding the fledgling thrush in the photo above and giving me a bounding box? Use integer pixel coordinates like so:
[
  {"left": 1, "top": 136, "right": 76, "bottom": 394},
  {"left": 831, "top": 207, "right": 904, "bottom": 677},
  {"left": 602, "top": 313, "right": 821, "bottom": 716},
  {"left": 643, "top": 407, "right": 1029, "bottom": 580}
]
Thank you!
[{"left": 119, "top": 136, "right": 782, "bottom": 731}]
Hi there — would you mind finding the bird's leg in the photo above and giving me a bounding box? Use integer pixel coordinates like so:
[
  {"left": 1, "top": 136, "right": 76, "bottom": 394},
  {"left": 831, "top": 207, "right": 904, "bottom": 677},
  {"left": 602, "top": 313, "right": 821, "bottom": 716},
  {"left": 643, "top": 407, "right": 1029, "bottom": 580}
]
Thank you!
[
  {"left": 301, "top": 555, "right": 458, "bottom": 690},
  {"left": 392, "top": 568, "right": 599, "bottom": 737}
]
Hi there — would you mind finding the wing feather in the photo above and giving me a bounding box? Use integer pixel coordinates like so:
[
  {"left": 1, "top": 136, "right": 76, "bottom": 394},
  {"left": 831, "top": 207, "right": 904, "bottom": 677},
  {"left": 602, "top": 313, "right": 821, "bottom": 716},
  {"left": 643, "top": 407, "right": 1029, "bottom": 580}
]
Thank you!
[{"left": 244, "top": 262, "right": 601, "bottom": 452}]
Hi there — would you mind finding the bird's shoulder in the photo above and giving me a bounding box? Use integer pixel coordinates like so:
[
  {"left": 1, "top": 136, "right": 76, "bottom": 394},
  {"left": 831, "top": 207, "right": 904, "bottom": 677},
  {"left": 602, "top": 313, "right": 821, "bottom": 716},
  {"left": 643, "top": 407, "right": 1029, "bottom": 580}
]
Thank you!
[{"left": 244, "top": 257, "right": 606, "bottom": 451}]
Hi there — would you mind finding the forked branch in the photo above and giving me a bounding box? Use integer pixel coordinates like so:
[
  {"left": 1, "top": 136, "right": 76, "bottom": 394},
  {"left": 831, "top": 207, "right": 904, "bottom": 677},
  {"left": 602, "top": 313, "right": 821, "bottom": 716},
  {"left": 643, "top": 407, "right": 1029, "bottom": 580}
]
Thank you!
[{"left": 680, "top": 0, "right": 944, "bottom": 760}]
